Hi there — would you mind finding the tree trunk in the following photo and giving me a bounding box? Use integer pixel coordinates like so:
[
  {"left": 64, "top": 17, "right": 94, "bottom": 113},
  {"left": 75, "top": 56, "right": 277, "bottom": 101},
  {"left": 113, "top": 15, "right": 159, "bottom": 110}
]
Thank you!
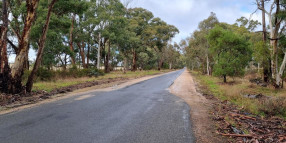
[
  {"left": 104, "top": 40, "right": 110, "bottom": 73},
  {"left": 158, "top": 59, "right": 163, "bottom": 71},
  {"left": 10, "top": 0, "right": 39, "bottom": 94},
  {"left": 265, "top": 0, "right": 281, "bottom": 87},
  {"left": 23, "top": 48, "right": 29, "bottom": 70},
  {"left": 123, "top": 56, "right": 128, "bottom": 74},
  {"left": 77, "top": 42, "right": 86, "bottom": 69},
  {"left": 69, "top": 14, "right": 76, "bottom": 65},
  {"left": 169, "top": 63, "right": 172, "bottom": 69},
  {"left": 223, "top": 75, "right": 227, "bottom": 83},
  {"left": 0, "top": 0, "right": 8, "bottom": 72},
  {"left": 276, "top": 52, "right": 286, "bottom": 87},
  {"left": 132, "top": 48, "right": 137, "bottom": 71},
  {"left": 262, "top": 0, "right": 267, "bottom": 42},
  {"left": 0, "top": 0, "right": 11, "bottom": 93},
  {"left": 97, "top": 33, "right": 101, "bottom": 69},
  {"left": 87, "top": 44, "right": 90, "bottom": 68},
  {"left": 64, "top": 54, "right": 67, "bottom": 70},
  {"left": 207, "top": 54, "right": 210, "bottom": 75},
  {"left": 26, "top": 0, "right": 57, "bottom": 92}
]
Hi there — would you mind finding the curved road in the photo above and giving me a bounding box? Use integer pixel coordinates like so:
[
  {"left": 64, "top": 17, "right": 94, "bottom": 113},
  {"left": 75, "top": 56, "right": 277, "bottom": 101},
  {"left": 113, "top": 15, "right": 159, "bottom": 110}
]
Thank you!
[{"left": 0, "top": 69, "right": 194, "bottom": 143}]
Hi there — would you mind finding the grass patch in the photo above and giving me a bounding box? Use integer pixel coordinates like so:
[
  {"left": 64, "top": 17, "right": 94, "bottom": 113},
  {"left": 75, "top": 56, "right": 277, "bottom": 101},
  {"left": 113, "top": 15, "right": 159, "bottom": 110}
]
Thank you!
[
  {"left": 192, "top": 71, "right": 286, "bottom": 118},
  {"left": 33, "top": 70, "right": 172, "bottom": 92}
]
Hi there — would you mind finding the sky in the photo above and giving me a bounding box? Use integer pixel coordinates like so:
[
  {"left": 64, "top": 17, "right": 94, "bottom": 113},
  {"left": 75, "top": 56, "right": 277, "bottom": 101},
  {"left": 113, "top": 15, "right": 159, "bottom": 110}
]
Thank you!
[{"left": 125, "top": 0, "right": 262, "bottom": 43}]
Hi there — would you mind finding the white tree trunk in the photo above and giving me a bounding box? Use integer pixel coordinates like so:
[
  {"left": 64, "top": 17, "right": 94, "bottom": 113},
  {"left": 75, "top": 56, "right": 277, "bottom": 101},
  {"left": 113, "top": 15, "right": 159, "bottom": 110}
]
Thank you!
[
  {"left": 206, "top": 54, "right": 210, "bottom": 75},
  {"left": 97, "top": 33, "right": 101, "bottom": 69},
  {"left": 276, "top": 52, "right": 286, "bottom": 86}
]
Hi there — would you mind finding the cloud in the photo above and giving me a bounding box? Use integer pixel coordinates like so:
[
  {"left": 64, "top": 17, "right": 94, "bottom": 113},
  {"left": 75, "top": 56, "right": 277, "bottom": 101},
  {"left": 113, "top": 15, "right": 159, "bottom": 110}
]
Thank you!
[{"left": 127, "top": 0, "right": 260, "bottom": 43}]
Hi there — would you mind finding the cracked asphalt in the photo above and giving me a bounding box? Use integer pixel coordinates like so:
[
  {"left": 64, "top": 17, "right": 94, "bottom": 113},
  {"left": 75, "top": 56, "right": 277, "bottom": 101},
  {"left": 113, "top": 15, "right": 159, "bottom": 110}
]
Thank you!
[{"left": 0, "top": 69, "right": 194, "bottom": 143}]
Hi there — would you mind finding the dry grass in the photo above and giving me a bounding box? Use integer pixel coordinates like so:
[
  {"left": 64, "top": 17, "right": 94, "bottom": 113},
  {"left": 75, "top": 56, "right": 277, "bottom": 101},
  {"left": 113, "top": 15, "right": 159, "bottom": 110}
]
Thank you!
[
  {"left": 33, "top": 70, "right": 172, "bottom": 92},
  {"left": 192, "top": 71, "right": 286, "bottom": 118}
]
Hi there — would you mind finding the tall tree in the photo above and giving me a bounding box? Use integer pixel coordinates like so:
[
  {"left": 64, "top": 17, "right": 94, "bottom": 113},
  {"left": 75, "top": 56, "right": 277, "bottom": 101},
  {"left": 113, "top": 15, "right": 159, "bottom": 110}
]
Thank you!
[
  {"left": 143, "top": 17, "right": 179, "bottom": 70},
  {"left": 127, "top": 8, "right": 154, "bottom": 71},
  {"left": 0, "top": 0, "right": 10, "bottom": 92},
  {"left": 256, "top": 0, "right": 286, "bottom": 87},
  {"left": 198, "top": 12, "right": 219, "bottom": 75},
  {"left": 26, "top": 0, "right": 58, "bottom": 92},
  {"left": 9, "top": 0, "right": 40, "bottom": 93},
  {"left": 208, "top": 25, "right": 252, "bottom": 82}
]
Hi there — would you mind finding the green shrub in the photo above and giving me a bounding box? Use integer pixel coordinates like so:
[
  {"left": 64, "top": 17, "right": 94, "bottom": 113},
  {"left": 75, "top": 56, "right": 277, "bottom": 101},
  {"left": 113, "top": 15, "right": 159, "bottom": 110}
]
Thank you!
[
  {"left": 36, "top": 67, "right": 55, "bottom": 81},
  {"left": 68, "top": 66, "right": 79, "bottom": 77},
  {"left": 87, "top": 68, "right": 104, "bottom": 77},
  {"left": 33, "top": 66, "right": 105, "bottom": 82}
]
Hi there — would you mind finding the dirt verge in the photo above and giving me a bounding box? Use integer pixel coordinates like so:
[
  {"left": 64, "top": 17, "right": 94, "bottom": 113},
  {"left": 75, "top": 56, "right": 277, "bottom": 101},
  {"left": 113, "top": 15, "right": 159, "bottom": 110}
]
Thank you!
[{"left": 169, "top": 70, "right": 225, "bottom": 143}]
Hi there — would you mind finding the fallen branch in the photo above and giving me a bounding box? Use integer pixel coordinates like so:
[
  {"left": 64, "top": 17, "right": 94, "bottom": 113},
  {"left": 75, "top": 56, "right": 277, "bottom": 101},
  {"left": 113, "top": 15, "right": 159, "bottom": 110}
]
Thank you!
[
  {"left": 216, "top": 131, "right": 254, "bottom": 138},
  {"left": 229, "top": 113, "right": 257, "bottom": 120}
]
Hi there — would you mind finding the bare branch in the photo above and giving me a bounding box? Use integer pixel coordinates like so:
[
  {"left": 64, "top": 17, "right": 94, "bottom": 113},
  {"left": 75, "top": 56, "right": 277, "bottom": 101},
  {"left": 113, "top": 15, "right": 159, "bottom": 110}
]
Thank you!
[
  {"left": 7, "top": 38, "right": 18, "bottom": 53},
  {"left": 255, "top": 0, "right": 271, "bottom": 15}
]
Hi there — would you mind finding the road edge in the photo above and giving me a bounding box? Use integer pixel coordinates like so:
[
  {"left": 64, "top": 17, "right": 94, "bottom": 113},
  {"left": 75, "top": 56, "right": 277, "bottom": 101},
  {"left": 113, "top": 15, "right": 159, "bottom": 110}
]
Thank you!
[{"left": 0, "top": 70, "right": 178, "bottom": 115}]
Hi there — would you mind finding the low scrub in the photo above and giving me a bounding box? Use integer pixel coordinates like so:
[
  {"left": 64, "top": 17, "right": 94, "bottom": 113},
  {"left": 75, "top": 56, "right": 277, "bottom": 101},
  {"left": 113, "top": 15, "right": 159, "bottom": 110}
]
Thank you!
[
  {"left": 192, "top": 71, "right": 286, "bottom": 118},
  {"left": 23, "top": 67, "right": 105, "bottom": 82},
  {"left": 259, "top": 97, "right": 286, "bottom": 117}
]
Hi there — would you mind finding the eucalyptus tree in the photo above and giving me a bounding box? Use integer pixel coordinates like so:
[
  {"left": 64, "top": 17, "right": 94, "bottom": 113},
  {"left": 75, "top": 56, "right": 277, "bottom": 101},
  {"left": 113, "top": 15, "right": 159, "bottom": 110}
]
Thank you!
[
  {"left": 0, "top": 0, "right": 62, "bottom": 93},
  {"left": 207, "top": 25, "right": 252, "bottom": 83},
  {"left": 197, "top": 12, "right": 219, "bottom": 75},
  {"left": 143, "top": 17, "right": 179, "bottom": 70},
  {"left": 25, "top": 0, "right": 58, "bottom": 92},
  {"left": 5, "top": 0, "right": 40, "bottom": 93},
  {"left": 0, "top": 0, "right": 9, "bottom": 93},
  {"left": 254, "top": 0, "right": 286, "bottom": 87},
  {"left": 164, "top": 44, "right": 181, "bottom": 69},
  {"left": 127, "top": 8, "right": 154, "bottom": 71},
  {"left": 101, "top": 0, "right": 126, "bottom": 73}
]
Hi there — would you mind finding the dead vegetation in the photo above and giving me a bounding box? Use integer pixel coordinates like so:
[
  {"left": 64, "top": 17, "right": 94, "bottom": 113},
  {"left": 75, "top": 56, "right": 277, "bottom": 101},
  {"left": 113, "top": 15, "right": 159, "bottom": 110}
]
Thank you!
[
  {"left": 192, "top": 71, "right": 286, "bottom": 142},
  {"left": 213, "top": 99, "right": 286, "bottom": 143}
]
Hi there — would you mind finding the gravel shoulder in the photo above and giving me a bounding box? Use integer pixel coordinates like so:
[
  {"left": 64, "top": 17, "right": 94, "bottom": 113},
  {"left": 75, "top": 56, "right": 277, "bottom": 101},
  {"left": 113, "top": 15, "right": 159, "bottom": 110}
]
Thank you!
[{"left": 169, "top": 70, "right": 224, "bottom": 143}]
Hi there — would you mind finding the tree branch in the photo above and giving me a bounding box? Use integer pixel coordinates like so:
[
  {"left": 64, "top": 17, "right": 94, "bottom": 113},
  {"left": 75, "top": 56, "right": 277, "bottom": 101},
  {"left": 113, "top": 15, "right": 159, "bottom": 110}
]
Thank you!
[{"left": 7, "top": 38, "right": 18, "bottom": 53}]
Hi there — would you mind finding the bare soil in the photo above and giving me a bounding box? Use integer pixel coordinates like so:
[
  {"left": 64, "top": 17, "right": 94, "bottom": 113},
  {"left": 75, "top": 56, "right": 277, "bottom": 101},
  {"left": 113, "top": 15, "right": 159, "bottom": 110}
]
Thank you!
[{"left": 170, "top": 70, "right": 225, "bottom": 143}]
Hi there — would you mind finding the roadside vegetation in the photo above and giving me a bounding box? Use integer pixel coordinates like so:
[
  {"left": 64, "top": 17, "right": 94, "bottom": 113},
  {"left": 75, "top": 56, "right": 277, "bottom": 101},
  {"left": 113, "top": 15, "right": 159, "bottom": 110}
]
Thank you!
[
  {"left": 183, "top": 0, "right": 286, "bottom": 119},
  {"left": 32, "top": 69, "right": 171, "bottom": 92},
  {"left": 193, "top": 71, "right": 286, "bottom": 118},
  {"left": 182, "top": 0, "right": 286, "bottom": 141},
  {"left": 0, "top": 0, "right": 184, "bottom": 95}
]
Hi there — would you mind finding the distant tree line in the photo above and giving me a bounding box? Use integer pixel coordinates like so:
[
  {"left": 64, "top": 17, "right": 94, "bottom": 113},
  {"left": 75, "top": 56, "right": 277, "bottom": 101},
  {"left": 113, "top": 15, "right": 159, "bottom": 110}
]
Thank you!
[
  {"left": 184, "top": 4, "right": 286, "bottom": 87},
  {"left": 0, "top": 0, "right": 183, "bottom": 94}
]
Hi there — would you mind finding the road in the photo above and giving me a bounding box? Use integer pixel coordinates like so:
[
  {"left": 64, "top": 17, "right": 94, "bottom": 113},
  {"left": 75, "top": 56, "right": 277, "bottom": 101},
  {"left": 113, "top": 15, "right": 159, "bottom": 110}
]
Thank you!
[{"left": 0, "top": 69, "right": 194, "bottom": 143}]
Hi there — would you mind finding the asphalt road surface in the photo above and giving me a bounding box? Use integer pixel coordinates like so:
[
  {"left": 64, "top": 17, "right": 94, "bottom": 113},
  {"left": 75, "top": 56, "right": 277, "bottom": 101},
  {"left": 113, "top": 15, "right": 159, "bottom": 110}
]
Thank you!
[{"left": 0, "top": 69, "right": 194, "bottom": 143}]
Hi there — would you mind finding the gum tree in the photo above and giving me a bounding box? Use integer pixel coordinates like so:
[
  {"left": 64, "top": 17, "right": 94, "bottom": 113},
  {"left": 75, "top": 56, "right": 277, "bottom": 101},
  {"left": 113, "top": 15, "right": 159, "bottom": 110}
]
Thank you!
[{"left": 207, "top": 26, "right": 252, "bottom": 82}]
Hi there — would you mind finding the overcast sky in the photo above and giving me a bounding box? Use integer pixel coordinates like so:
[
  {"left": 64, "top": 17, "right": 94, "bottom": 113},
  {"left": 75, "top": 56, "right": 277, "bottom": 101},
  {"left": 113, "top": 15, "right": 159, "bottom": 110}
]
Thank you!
[{"left": 125, "top": 0, "right": 262, "bottom": 43}]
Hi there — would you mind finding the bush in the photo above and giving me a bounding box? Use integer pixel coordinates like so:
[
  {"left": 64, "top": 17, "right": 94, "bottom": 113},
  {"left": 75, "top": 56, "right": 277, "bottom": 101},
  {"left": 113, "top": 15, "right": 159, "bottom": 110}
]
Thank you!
[
  {"left": 67, "top": 67, "right": 104, "bottom": 78},
  {"left": 32, "top": 66, "right": 105, "bottom": 82},
  {"left": 68, "top": 66, "right": 79, "bottom": 77},
  {"left": 36, "top": 67, "right": 55, "bottom": 81},
  {"left": 259, "top": 97, "right": 286, "bottom": 117},
  {"left": 87, "top": 68, "right": 104, "bottom": 77}
]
